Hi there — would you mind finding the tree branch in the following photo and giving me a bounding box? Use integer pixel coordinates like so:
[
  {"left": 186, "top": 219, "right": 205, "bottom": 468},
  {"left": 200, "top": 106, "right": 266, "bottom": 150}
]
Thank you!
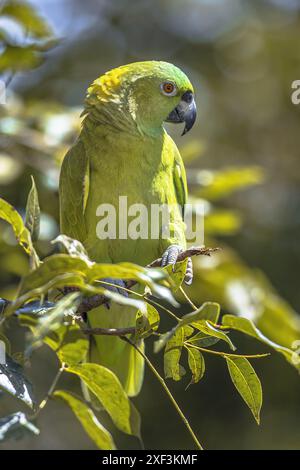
[
  {"left": 77, "top": 246, "right": 220, "bottom": 313},
  {"left": 148, "top": 246, "right": 220, "bottom": 268},
  {"left": 1, "top": 245, "right": 220, "bottom": 320}
]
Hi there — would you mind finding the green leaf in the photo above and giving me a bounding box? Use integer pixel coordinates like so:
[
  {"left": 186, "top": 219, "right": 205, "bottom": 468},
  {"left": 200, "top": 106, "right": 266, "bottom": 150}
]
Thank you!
[
  {"left": 0, "top": 197, "right": 33, "bottom": 254},
  {"left": 164, "top": 259, "right": 188, "bottom": 291},
  {"left": 26, "top": 292, "right": 81, "bottom": 355},
  {"left": 191, "top": 302, "right": 221, "bottom": 324},
  {"left": 46, "top": 324, "right": 89, "bottom": 366},
  {"left": 10, "top": 252, "right": 174, "bottom": 316},
  {"left": 196, "top": 166, "right": 264, "bottom": 201},
  {"left": 205, "top": 210, "right": 241, "bottom": 236},
  {"left": 226, "top": 356, "right": 262, "bottom": 424},
  {"left": 19, "top": 303, "right": 89, "bottom": 365},
  {"left": 54, "top": 390, "right": 115, "bottom": 450},
  {"left": 52, "top": 234, "right": 91, "bottom": 263},
  {"left": 187, "top": 331, "right": 220, "bottom": 348},
  {"left": 135, "top": 303, "right": 160, "bottom": 339},
  {"left": 0, "top": 355, "right": 36, "bottom": 409},
  {"left": 1, "top": 1, "right": 53, "bottom": 38},
  {"left": 192, "top": 321, "right": 236, "bottom": 351},
  {"left": 0, "top": 412, "right": 39, "bottom": 442},
  {"left": 154, "top": 302, "right": 220, "bottom": 352},
  {"left": 25, "top": 176, "right": 40, "bottom": 242},
  {"left": 0, "top": 44, "right": 42, "bottom": 72},
  {"left": 222, "top": 314, "right": 298, "bottom": 369},
  {"left": 66, "top": 363, "right": 141, "bottom": 438},
  {"left": 9, "top": 272, "right": 146, "bottom": 319},
  {"left": 186, "top": 347, "right": 205, "bottom": 388},
  {"left": 19, "top": 254, "right": 167, "bottom": 295},
  {"left": 164, "top": 327, "right": 192, "bottom": 381}
]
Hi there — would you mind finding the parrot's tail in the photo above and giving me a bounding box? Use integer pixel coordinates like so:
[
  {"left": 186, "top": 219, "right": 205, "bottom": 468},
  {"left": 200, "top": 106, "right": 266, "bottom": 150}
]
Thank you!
[{"left": 86, "top": 303, "right": 144, "bottom": 397}]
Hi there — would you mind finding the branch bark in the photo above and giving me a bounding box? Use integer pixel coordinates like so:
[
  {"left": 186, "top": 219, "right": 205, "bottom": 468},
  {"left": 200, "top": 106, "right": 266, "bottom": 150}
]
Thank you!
[{"left": 77, "top": 246, "right": 220, "bottom": 313}]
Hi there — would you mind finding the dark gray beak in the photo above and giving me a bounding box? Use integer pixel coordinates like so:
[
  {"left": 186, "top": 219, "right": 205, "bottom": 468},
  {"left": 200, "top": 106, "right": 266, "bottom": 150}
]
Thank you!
[{"left": 165, "top": 91, "right": 197, "bottom": 135}]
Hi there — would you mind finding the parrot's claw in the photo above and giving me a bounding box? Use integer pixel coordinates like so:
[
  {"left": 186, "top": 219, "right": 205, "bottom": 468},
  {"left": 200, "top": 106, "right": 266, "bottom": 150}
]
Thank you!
[
  {"left": 161, "top": 245, "right": 194, "bottom": 285},
  {"left": 161, "top": 244, "right": 182, "bottom": 269},
  {"left": 184, "top": 257, "right": 193, "bottom": 285},
  {"left": 100, "top": 278, "right": 128, "bottom": 309}
]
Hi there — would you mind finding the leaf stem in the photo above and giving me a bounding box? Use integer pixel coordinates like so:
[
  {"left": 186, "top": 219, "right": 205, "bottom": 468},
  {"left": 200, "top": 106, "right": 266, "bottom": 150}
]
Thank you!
[
  {"left": 144, "top": 296, "right": 180, "bottom": 322},
  {"left": 123, "top": 337, "right": 203, "bottom": 450},
  {"left": 179, "top": 286, "right": 198, "bottom": 311},
  {"left": 30, "top": 362, "right": 66, "bottom": 419},
  {"left": 96, "top": 279, "right": 180, "bottom": 322},
  {"left": 186, "top": 342, "right": 270, "bottom": 359}
]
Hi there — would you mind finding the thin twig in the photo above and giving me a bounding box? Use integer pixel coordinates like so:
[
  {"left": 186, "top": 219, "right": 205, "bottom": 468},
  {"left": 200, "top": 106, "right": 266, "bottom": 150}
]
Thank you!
[
  {"left": 30, "top": 362, "right": 66, "bottom": 420},
  {"left": 186, "top": 342, "right": 270, "bottom": 359},
  {"left": 123, "top": 336, "right": 204, "bottom": 450},
  {"left": 179, "top": 286, "right": 198, "bottom": 311},
  {"left": 144, "top": 296, "right": 180, "bottom": 322}
]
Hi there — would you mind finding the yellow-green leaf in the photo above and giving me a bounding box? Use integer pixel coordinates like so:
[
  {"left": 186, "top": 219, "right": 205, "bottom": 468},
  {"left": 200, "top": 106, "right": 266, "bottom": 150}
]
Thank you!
[
  {"left": 222, "top": 314, "right": 298, "bottom": 369},
  {"left": 44, "top": 324, "right": 89, "bottom": 366},
  {"left": 2, "top": 1, "right": 53, "bottom": 38},
  {"left": 136, "top": 303, "right": 160, "bottom": 339},
  {"left": 226, "top": 356, "right": 262, "bottom": 424},
  {"left": 20, "top": 253, "right": 167, "bottom": 296},
  {"left": 186, "top": 347, "right": 205, "bottom": 388},
  {"left": 0, "top": 45, "right": 42, "bottom": 72},
  {"left": 52, "top": 234, "right": 91, "bottom": 263},
  {"left": 164, "top": 259, "right": 188, "bottom": 291},
  {"left": 154, "top": 302, "right": 220, "bottom": 352},
  {"left": 66, "top": 363, "right": 141, "bottom": 438},
  {"left": 0, "top": 197, "right": 33, "bottom": 254},
  {"left": 54, "top": 390, "right": 115, "bottom": 450},
  {"left": 26, "top": 292, "right": 80, "bottom": 355},
  {"left": 164, "top": 327, "right": 192, "bottom": 381},
  {"left": 192, "top": 320, "right": 236, "bottom": 351},
  {"left": 196, "top": 166, "right": 264, "bottom": 201},
  {"left": 25, "top": 176, "right": 40, "bottom": 242}
]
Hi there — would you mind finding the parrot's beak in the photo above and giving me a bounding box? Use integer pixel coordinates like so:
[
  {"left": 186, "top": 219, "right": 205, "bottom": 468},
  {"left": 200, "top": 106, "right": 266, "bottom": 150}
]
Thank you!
[{"left": 165, "top": 91, "right": 197, "bottom": 135}]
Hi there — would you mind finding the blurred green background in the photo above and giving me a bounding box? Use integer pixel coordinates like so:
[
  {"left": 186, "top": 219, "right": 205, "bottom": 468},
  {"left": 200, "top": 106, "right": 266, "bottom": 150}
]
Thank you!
[{"left": 1, "top": 0, "right": 300, "bottom": 450}]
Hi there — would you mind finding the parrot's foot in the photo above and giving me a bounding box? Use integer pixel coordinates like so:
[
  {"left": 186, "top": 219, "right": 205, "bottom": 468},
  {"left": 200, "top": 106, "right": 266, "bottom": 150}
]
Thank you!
[
  {"left": 184, "top": 257, "right": 193, "bottom": 286},
  {"left": 161, "top": 244, "right": 182, "bottom": 268},
  {"left": 100, "top": 278, "right": 128, "bottom": 309},
  {"left": 161, "top": 245, "right": 193, "bottom": 285}
]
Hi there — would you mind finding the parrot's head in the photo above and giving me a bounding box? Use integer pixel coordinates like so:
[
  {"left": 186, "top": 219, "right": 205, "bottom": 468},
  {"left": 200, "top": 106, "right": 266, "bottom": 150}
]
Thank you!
[{"left": 85, "top": 61, "right": 196, "bottom": 136}]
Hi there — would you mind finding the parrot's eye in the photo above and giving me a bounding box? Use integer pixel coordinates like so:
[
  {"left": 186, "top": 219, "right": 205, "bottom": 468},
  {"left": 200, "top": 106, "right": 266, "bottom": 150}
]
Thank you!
[{"left": 160, "top": 81, "right": 177, "bottom": 96}]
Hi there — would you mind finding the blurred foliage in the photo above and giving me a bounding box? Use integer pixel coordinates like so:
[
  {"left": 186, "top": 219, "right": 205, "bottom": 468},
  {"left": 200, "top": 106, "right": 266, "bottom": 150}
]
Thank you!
[
  {"left": 0, "top": 0, "right": 56, "bottom": 72},
  {"left": 0, "top": 196, "right": 295, "bottom": 449},
  {"left": 0, "top": 0, "right": 300, "bottom": 450}
]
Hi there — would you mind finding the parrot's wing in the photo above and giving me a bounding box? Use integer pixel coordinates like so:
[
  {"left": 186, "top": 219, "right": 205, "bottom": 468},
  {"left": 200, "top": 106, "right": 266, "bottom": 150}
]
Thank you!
[
  {"left": 59, "top": 139, "right": 90, "bottom": 242},
  {"left": 172, "top": 143, "right": 188, "bottom": 215}
]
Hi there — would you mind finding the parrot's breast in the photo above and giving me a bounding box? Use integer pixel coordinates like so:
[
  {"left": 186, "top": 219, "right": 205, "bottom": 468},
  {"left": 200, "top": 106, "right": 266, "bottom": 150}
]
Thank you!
[{"left": 82, "top": 130, "right": 181, "bottom": 265}]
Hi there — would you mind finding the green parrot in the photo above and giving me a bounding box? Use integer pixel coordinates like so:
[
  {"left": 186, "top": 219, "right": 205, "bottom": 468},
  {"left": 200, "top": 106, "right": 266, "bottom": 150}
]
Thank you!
[{"left": 59, "top": 61, "right": 196, "bottom": 397}]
